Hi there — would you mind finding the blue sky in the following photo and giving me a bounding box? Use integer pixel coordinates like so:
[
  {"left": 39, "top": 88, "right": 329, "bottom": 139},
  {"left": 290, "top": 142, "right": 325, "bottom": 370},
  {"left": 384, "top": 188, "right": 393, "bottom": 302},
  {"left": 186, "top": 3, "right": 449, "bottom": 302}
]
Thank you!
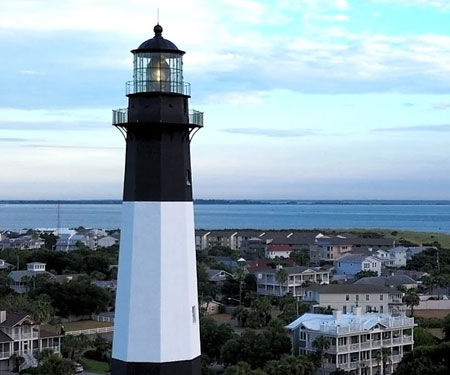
[{"left": 0, "top": 0, "right": 449, "bottom": 199}]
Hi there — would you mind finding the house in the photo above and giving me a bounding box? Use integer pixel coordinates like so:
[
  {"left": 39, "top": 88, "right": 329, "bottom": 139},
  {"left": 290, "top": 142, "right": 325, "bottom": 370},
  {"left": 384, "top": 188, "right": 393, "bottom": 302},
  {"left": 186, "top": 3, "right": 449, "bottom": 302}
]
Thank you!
[
  {"left": 206, "top": 269, "right": 234, "bottom": 285},
  {"left": 97, "top": 235, "right": 118, "bottom": 248},
  {"left": 0, "top": 259, "right": 13, "bottom": 271},
  {"left": 0, "top": 311, "right": 62, "bottom": 371},
  {"left": 8, "top": 263, "right": 55, "bottom": 294},
  {"left": 354, "top": 275, "right": 418, "bottom": 290},
  {"left": 0, "top": 236, "right": 44, "bottom": 250},
  {"left": 303, "top": 284, "right": 405, "bottom": 315},
  {"left": 200, "top": 300, "right": 224, "bottom": 315},
  {"left": 56, "top": 233, "right": 87, "bottom": 251},
  {"left": 286, "top": 309, "right": 415, "bottom": 375},
  {"left": 265, "top": 244, "right": 292, "bottom": 259},
  {"left": 195, "top": 230, "right": 211, "bottom": 251},
  {"left": 310, "top": 234, "right": 353, "bottom": 263},
  {"left": 336, "top": 254, "right": 382, "bottom": 277},
  {"left": 255, "top": 266, "right": 330, "bottom": 297}
]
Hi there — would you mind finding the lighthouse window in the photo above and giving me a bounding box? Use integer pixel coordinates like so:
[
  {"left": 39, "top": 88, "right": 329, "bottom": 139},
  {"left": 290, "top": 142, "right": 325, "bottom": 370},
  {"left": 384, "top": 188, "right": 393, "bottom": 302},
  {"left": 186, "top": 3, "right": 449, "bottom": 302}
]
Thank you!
[
  {"left": 192, "top": 306, "right": 196, "bottom": 323},
  {"left": 186, "top": 169, "right": 192, "bottom": 186}
]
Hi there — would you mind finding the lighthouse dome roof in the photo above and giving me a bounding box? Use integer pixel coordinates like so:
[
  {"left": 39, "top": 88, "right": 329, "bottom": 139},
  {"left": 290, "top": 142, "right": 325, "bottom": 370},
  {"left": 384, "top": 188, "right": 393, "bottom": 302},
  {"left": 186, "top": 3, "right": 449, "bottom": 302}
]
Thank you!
[{"left": 132, "top": 25, "right": 184, "bottom": 54}]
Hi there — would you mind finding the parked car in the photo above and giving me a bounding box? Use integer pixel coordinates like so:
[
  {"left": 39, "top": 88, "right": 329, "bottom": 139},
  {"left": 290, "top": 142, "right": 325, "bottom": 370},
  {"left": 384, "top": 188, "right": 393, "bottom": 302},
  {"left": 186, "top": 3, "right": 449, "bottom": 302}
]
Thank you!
[{"left": 74, "top": 362, "right": 84, "bottom": 373}]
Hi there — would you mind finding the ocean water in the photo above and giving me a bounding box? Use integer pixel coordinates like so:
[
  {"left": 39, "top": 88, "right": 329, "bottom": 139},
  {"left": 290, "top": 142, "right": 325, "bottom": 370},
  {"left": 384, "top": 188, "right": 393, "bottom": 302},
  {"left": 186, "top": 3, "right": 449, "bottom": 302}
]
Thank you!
[{"left": 0, "top": 202, "right": 449, "bottom": 233}]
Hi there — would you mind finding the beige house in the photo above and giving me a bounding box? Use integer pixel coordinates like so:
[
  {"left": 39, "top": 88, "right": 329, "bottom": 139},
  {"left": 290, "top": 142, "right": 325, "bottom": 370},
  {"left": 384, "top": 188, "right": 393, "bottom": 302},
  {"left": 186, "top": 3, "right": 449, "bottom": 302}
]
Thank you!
[
  {"left": 287, "top": 309, "right": 415, "bottom": 375},
  {"left": 303, "top": 284, "right": 405, "bottom": 315}
]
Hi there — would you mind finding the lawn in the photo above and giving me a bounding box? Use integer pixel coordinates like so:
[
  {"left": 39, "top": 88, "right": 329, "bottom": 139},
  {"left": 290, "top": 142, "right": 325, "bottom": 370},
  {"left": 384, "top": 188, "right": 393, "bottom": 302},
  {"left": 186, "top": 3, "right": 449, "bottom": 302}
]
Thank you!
[{"left": 81, "top": 357, "right": 110, "bottom": 374}]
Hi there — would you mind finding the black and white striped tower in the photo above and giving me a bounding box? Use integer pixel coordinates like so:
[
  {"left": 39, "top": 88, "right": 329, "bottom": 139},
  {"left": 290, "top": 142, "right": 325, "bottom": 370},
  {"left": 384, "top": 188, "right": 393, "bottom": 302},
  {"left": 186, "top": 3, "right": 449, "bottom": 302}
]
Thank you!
[{"left": 111, "top": 24, "right": 203, "bottom": 375}]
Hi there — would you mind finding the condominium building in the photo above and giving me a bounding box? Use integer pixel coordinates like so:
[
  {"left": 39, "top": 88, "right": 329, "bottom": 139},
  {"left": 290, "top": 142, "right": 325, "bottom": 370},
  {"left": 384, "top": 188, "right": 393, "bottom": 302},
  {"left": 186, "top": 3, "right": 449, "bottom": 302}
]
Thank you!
[
  {"left": 303, "top": 284, "right": 405, "bottom": 315},
  {"left": 255, "top": 266, "right": 330, "bottom": 297},
  {"left": 287, "top": 309, "right": 415, "bottom": 375}
]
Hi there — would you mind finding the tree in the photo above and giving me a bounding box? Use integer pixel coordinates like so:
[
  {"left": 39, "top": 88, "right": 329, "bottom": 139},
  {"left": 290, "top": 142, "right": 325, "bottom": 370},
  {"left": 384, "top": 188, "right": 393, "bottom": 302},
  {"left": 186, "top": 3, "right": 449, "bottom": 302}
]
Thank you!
[
  {"left": 200, "top": 317, "right": 235, "bottom": 363},
  {"left": 264, "top": 355, "right": 316, "bottom": 375},
  {"left": 290, "top": 251, "right": 310, "bottom": 266},
  {"left": 414, "top": 327, "right": 437, "bottom": 347},
  {"left": 394, "top": 342, "right": 450, "bottom": 375},
  {"left": 224, "top": 361, "right": 267, "bottom": 375},
  {"left": 38, "top": 353, "right": 75, "bottom": 375},
  {"left": 61, "top": 334, "right": 90, "bottom": 360},
  {"left": 221, "top": 320, "right": 291, "bottom": 368},
  {"left": 235, "top": 266, "right": 246, "bottom": 305},
  {"left": 443, "top": 313, "right": 450, "bottom": 341},
  {"left": 375, "top": 347, "right": 391, "bottom": 375},
  {"left": 354, "top": 270, "right": 378, "bottom": 280},
  {"left": 276, "top": 267, "right": 289, "bottom": 297},
  {"left": 313, "top": 336, "right": 330, "bottom": 375},
  {"left": 404, "top": 289, "right": 420, "bottom": 317}
]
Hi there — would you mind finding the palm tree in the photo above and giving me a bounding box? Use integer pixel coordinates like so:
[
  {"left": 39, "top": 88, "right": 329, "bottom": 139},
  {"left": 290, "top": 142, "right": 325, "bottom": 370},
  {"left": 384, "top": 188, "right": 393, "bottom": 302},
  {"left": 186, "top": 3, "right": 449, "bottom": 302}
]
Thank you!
[
  {"left": 375, "top": 347, "right": 391, "bottom": 375},
  {"left": 276, "top": 267, "right": 289, "bottom": 297},
  {"left": 234, "top": 266, "right": 246, "bottom": 305},
  {"left": 313, "top": 335, "right": 331, "bottom": 375},
  {"left": 403, "top": 289, "right": 420, "bottom": 317}
]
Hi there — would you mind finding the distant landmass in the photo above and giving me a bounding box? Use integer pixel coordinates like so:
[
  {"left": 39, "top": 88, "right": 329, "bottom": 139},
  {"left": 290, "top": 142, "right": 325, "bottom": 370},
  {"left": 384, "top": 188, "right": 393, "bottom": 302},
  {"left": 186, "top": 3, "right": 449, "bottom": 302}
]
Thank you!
[{"left": 0, "top": 199, "right": 449, "bottom": 205}]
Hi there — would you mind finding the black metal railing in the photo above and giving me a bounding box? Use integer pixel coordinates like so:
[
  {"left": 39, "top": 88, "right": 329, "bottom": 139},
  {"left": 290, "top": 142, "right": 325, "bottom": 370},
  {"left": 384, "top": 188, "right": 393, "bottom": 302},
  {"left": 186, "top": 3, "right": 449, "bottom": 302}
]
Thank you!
[
  {"left": 112, "top": 107, "right": 203, "bottom": 127},
  {"left": 126, "top": 80, "right": 191, "bottom": 96}
]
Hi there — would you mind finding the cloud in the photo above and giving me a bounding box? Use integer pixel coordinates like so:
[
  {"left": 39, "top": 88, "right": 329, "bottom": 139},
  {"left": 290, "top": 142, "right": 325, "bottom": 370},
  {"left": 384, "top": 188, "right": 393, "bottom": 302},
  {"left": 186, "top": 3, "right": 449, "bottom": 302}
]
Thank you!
[
  {"left": 403, "top": 102, "right": 415, "bottom": 107},
  {"left": 0, "top": 121, "right": 107, "bottom": 131},
  {"left": 372, "top": 0, "right": 450, "bottom": 11},
  {"left": 20, "top": 70, "right": 45, "bottom": 76},
  {"left": 431, "top": 102, "right": 450, "bottom": 110},
  {"left": 222, "top": 128, "right": 317, "bottom": 138},
  {"left": 22, "top": 144, "right": 122, "bottom": 150},
  {"left": 373, "top": 124, "right": 450, "bottom": 132},
  {"left": 0, "top": 137, "right": 34, "bottom": 142}
]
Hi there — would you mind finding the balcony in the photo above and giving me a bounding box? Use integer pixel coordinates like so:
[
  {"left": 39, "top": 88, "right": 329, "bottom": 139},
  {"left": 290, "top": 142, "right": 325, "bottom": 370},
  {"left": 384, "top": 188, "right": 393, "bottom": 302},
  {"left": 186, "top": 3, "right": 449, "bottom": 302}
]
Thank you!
[
  {"left": 403, "top": 336, "right": 413, "bottom": 343},
  {"left": 112, "top": 108, "right": 204, "bottom": 127},
  {"left": 126, "top": 80, "right": 191, "bottom": 96},
  {"left": 0, "top": 351, "right": 11, "bottom": 359}
]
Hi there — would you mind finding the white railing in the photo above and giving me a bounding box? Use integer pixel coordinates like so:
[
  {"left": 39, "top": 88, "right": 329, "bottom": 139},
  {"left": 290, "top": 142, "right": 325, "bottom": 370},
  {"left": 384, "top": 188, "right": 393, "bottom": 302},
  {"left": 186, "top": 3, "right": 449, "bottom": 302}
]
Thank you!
[
  {"left": 0, "top": 352, "right": 11, "bottom": 359},
  {"left": 92, "top": 314, "right": 115, "bottom": 323},
  {"left": 319, "top": 316, "right": 414, "bottom": 335},
  {"left": 66, "top": 326, "right": 114, "bottom": 336},
  {"left": 383, "top": 339, "right": 392, "bottom": 346},
  {"left": 403, "top": 335, "right": 413, "bottom": 343},
  {"left": 393, "top": 337, "right": 402, "bottom": 344}
]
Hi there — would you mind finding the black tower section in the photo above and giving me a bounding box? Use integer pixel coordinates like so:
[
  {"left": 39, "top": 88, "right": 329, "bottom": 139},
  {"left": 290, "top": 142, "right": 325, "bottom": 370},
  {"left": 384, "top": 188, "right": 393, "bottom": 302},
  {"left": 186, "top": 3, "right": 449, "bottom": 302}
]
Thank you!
[{"left": 115, "top": 25, "right": 201, "bottom": 203}]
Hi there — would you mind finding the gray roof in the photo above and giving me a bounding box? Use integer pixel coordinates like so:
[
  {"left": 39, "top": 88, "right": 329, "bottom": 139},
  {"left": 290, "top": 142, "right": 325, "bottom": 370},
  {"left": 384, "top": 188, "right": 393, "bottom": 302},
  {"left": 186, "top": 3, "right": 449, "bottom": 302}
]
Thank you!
[
  {"left": 8, "top": 270, "right": 55, "bottom": 282},
  {"left": 337, "top": 254, "right": 380, "bottom": 263},
  {"left": 0, "top": 312, "right": 29, "bottom": 328},
  {"left": 0, "top": 331, "right": 13, "bottom": 342},
  {"left": 354, "top": 275, "right": 417, "bottom": 287},
  {"left": 308, "top": 284, "right": 393, "bottom": 294},
  {"left": 256, "top": 266, "right": 326, "bottom": 276}
]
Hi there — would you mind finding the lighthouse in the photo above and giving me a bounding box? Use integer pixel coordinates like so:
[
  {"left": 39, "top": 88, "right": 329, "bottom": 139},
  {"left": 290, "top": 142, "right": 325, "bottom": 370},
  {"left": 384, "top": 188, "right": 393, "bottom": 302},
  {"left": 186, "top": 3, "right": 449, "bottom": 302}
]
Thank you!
[{"left": 111, "top": 25, "right": 203, "bottom": 374}]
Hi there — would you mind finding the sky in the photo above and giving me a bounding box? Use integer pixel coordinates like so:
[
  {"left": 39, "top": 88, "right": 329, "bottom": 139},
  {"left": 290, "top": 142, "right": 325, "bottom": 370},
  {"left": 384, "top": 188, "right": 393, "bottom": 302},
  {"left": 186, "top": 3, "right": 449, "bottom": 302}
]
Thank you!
[{"left": 0, "top": 0, "right": 450, "bottom": 200}]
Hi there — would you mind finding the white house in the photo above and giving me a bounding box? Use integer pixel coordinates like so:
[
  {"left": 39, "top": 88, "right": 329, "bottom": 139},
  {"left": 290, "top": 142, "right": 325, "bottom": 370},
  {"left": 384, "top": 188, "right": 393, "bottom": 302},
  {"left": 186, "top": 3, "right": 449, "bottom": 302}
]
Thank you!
[
  {"left": 97, "top": 235, "right": 118, "bottom": 248},
  {"left": 0, "top": 311, "right": 62, "bottom": 371},
  {"left": 336, "top": 254, "right": 382, "bottom": 277},
  {"left": 287, "top": 309, "right": 415, "bottom": 375},
  {"left": 255, "top": 266, "right": 330, "bottom": 297},
  {"left": 265, "top": 244, "right": 292, "bottom": 259},
  {"left": 8, "top": 263, "right": 55, "bottom": 294}
]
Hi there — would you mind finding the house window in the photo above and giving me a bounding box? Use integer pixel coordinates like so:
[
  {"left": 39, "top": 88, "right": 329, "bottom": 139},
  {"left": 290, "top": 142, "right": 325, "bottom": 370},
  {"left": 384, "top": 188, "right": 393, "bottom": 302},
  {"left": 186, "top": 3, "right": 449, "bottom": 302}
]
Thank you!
[
  {"left": 346, "top": 295, "right": 349, "bottom": 301},
  {"left": 356, "top": 295, "right": 359, "bottom": 301},
  {"left": 380, "top": 306, "right": 384, "bottom": 313},
  {"left": 343, "top": 306, "right": 347, "bottom": 313},
  {"left": 366, "top": 294, "right": 370, "bottom": 301},
  {"left": 380, "top": 295, "right": 384, "bottom": 301}
]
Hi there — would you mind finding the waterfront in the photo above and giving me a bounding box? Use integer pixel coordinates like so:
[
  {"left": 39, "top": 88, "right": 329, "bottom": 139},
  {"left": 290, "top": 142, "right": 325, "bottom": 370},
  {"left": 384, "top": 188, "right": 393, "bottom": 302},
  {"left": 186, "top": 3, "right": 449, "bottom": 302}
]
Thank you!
[{"left": 0, "top": 202, "right": 449, "bottom": 232}]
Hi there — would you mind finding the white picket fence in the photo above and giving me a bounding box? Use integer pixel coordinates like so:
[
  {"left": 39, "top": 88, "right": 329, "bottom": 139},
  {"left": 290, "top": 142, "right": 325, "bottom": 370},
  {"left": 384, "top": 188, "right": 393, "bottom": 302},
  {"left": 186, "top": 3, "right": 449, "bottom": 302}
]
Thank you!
[
  {"left": 92, "top": 314, "right": 115, "bottom": 323},
  {"left": 66, "top": 326, "right": 114, "bottom": 336}
]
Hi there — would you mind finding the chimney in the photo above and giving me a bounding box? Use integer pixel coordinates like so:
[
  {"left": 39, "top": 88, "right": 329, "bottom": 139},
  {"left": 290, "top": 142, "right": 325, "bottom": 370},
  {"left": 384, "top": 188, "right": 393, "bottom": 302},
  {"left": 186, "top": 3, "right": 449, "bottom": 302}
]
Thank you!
[
  {"left": 0, "top": 311, "right": 6, "bottom": 324},
  {"left": 333, "top": 310, "right": 342, "bottom": 322},
  {"left": 355, "top": 307, "right": 362, "bottom": 317}
]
